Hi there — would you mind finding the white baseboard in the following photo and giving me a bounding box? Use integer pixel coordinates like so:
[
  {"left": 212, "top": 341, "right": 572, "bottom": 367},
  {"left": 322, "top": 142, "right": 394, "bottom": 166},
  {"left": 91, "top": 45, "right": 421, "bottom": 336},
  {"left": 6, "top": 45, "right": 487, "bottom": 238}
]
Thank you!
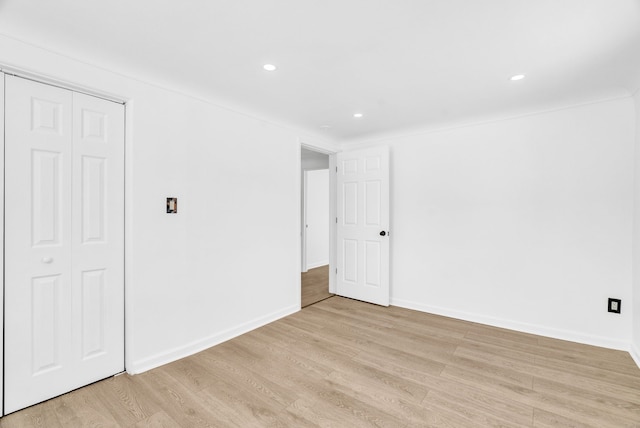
[
  {"left": 305, "top": 260, "right": 329, "bottom": 270},
  {"left": 630, "top": 343, "right": 640, "bottom": 369},
  {"left": 127, "top": 304, "right": 299, "bottom": 374},
  {"left": 390, "top": 298, "right": 630, "bottom": 352}
]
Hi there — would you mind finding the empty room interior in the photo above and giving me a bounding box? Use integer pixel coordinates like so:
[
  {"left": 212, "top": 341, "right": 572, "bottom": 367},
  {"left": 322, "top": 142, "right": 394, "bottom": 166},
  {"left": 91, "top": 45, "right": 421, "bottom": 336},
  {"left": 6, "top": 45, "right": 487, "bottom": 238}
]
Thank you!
[{"left": 1, "top": 1, "right": 640, "bottom": 426}]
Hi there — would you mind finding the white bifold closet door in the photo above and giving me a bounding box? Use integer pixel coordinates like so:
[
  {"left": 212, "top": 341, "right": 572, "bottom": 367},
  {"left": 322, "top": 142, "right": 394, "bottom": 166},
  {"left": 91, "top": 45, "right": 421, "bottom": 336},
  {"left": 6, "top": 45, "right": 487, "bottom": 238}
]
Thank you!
[{"left": 4, "top": 75, "right": 125, "bottom": 414}]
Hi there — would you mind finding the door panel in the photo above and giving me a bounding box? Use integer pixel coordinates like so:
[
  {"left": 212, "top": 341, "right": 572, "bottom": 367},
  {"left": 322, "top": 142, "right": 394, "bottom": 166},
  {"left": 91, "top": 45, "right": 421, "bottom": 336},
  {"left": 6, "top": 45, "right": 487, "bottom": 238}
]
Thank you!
[
  {"left": 336, "top": 146, "right": 390, "bottom": 306},
  {"left": 5, "top": 75, "right": 74, "bottom": 413},
  {"left": 32, "top": 150, "right": 64, "bottom": 245},
  {"left": 71, "top": 91, "right": 125, "bottom": 383},
  {"left": 80, "top": 269, "right": 107, "bottom": 359},
  {"left": 4, "top": 75, "right": 124, "bottom": 414}
]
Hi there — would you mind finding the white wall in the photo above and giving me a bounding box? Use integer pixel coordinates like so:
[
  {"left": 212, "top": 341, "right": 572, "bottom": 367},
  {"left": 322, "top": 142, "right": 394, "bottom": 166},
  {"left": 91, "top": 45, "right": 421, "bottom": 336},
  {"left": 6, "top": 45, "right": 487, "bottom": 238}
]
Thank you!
[
  {"left": 0, "top": 35, "right": 337, "bottom": 373},
  {"left": 352, "top": 98, "right": 636, "bottom": 349},
  {"left": 305, "top": 169, "right": 330, "bottom": 269},
  {"left": 632, "top": 90, "right": 640, "bottom": 363},
  {"left": 301, "top": 156, "right": 329, "bottom": 170},
  {"left": 1, "top": 31, "right": 637, "bottom": 374}
]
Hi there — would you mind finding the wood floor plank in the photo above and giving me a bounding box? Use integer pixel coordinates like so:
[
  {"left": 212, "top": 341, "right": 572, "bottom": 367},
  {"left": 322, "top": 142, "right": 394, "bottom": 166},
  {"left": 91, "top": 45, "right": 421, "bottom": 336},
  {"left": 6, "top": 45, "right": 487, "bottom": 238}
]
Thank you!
[
  {"left": 532, "top": 377, "right": 640, "bottom": 423},
  {"left": 199, "top": 380, "right": 292, "bottom": 427},
  {"left": 90, "top": 374, "right": 162, "bottom": 426},
  {"left": 52, "top": 385, "right": 121, "bottom": 428},
  {"left": 418, "top": 372, "right": 534, "bottom": 425},
  {"left": 423, "top": 389, "right": 531, "bottom": 428},
  {"left": 194, "top": 344, "right": 300, "bottom": 408},
  {"left": 286, "top": 388, "right": 405, "bottom": 428},
  {"left": 133, "top": 411, "right": 181, "bottom": 428},
  {"left": 532, "top": 408, "right": 596, "bottom": 428},
  {"left": 324, "top": 368, "right": 437, "bottom": 426},
  {"left": 3, "top": 296, "right": 640, "bottom": 427},
  {"left": 330, "top": 363, "right": 425, "bottom": 400},
  {"left": 0, "top": 399, "right": 63, "bottom": 428},
  {"left": 301, "top": 265, "right": 332, "bottom": 308},
  {"left": 135, "top": 369, "right": 228, "bottom": 428}
]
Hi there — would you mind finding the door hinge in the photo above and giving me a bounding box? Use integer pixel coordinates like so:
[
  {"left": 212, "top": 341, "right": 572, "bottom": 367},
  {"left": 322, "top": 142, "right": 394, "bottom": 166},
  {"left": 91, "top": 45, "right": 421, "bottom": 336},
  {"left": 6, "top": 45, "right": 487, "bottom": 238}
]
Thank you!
[
  {"left": 336, "top": 268, "right": 338, "bottom": 275},
  {"left": 336, "top": 166, "right": 338, "bottom": 173},
  {"left": 336, "top": 217, "right": 338, "bottom": 223}
]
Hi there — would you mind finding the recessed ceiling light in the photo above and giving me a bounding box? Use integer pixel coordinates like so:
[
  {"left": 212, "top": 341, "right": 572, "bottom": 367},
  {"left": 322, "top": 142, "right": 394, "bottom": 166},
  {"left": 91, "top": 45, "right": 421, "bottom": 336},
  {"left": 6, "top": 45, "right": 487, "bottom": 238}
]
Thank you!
[
  {"left": 353, "top": 113, "right": 364, "bottom": 118},
  {"left": 510, "top": 74, "right": 525, "bottom": 81},
  {"left": 263, "top": 64, "right": 277, "bottom": 71}
]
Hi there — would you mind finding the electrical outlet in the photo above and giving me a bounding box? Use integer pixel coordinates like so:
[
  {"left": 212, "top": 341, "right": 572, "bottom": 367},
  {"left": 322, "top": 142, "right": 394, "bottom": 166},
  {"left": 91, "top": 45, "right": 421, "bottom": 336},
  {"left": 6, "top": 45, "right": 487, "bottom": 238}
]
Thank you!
[
  {"left": 166, "top": 197, "right": 178, "bottom": 213},
  {"left": 608, "top": 298, "right": 621, "bottom": 314}
]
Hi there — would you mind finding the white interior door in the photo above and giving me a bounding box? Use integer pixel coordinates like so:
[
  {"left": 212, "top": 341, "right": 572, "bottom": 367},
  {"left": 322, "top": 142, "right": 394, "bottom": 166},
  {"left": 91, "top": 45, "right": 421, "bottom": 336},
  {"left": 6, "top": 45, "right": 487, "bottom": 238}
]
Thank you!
[
  {"left": 4, "top": 75, "right": 125, "bottom": 414},
  {"left": 336, "top": 146, "right": 390, "bottom": 306}
]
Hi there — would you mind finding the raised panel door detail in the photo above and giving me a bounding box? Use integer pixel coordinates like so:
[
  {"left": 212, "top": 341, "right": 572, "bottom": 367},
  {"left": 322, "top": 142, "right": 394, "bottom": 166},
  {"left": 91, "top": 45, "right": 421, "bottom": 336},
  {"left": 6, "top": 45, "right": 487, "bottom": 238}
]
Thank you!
[
  {"left": 365, "top": 180, "right": 381, "bottom": 226},
  {"left": 336, "top": 146, "right": 389, "bottom": 307},
  {"left": 365, "top": 241, "right": 381, "bottom": 287},
  {"left": 343, "top": 239, "right": 358, "bottom": 283},
  {"left": 365, "top": 156, "right": 381, "bottom": 172},
  {"left": 31, "top": 98, "right": 63, "bottom": 135},
  {"left": 82, "top": 156, "right": 106, "bottom": 243},
  {"left": 342, "top": 159, "right": 358, "bottom": 175},
  {"left": 31, "top": 275, "right": 62, "bottom": 375},
  {"left": 81, "top": 270, "right": 106, "bottom": 359},
  {"left": 32, "top": 150, "right": 62, "bottom": 247},
  {"left": 343, "top": 182, "right": 358, "bottom": 225},
  {"left": 81, "top": 109, "right": 107, "bottom": 143},
  {"left": 4, "top": 76, "right": 125, "bottom": 415}
]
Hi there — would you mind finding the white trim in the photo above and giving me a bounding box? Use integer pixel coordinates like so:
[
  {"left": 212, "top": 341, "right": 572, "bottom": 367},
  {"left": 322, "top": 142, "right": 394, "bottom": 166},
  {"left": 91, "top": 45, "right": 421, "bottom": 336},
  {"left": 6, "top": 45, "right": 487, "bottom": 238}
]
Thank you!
[
  {"left": 298, "top": 140, "right": 337, "bottom": 302},
  {"left": 0, "top": 63, "right": 127, "bottom": 104},
  {"left": 328, "top": 154, "right": 337, "bottom": 294},
  {"left": 123, "top": 100, "right": 135, "bottom": 373},
  {"left": 0, "top": 71, "right": 5, "bottom": 414},
  {"left": 295, "top": 143, "right": 303, "bottom": 309},
  {"left": 301, "top": 170, "right": 308, "bottom": 273},
  {"left": 127, "top": 304, "right": 298, "bottom": 374},
  {"left": 630, "top": 343, "right": 640, "bottom": 369},
  {"left": 391, "top": 298, "right": 631, "bottom": 352},
  {"left": 301, "top": 141, "right": 338, "bottom": 156}
]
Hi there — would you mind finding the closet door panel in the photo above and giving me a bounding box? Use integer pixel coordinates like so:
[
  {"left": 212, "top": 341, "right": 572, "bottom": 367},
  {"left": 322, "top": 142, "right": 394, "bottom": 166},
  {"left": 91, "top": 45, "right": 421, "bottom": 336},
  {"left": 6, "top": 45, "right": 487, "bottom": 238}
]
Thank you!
[
  {"left": 71, "top": 91, "right": 125, "bottom": 382},
  {"left": 4, "top": 75, "right": 74, "bottom": 414},
  {"left": 4, "top": 75, "right": 124, "bottom": 414}
]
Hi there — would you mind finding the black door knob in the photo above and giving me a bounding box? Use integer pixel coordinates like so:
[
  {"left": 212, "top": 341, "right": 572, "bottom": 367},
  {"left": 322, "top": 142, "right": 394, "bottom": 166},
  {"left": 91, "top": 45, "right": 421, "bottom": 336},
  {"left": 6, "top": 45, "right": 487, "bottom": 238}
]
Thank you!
[{"left": 380, "top": 231, "right": 386, "bottom": 236}]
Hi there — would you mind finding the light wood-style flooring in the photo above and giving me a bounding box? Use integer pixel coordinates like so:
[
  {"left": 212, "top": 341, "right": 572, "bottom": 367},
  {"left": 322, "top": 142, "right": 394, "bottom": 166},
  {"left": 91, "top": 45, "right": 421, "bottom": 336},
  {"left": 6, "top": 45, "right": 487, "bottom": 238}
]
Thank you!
[
  {"left": 2, "top": 296, "right": 640, "bottom": 427},
  {"left": 301, "top": 265, "right": 333, "bottom": 308}
]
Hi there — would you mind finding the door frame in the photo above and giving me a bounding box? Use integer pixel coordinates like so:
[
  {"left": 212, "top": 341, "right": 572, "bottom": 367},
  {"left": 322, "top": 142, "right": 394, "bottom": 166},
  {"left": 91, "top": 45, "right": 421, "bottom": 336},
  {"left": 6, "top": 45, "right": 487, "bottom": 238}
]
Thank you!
[
  {"left": 298, "top": 142, "right": 337, "bottom": 308},
  {"left": 301, "top": 169, "right": 308, "bottom": 273},
  {"left": 0, "top": 71, "right": 5, "bottom": 413},
  {"left": 0, "top": 66, "right": 131, "bottom": 388}
]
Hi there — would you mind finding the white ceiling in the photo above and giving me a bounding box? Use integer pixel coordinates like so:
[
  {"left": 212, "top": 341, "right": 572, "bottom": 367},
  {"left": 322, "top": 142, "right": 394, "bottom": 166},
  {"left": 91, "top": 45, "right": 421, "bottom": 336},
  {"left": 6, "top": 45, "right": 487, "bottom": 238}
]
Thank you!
[{"left": 1, "top": 0, "right": 639, "bottom": 142}]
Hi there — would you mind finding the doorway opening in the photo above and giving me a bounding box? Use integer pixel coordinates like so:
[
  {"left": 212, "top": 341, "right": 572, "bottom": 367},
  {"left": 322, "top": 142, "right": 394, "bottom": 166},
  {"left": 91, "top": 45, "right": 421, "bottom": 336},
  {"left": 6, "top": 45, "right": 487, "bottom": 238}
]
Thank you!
[{"left": 301, "top": 147, "right": 334, "bottom": 307}]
